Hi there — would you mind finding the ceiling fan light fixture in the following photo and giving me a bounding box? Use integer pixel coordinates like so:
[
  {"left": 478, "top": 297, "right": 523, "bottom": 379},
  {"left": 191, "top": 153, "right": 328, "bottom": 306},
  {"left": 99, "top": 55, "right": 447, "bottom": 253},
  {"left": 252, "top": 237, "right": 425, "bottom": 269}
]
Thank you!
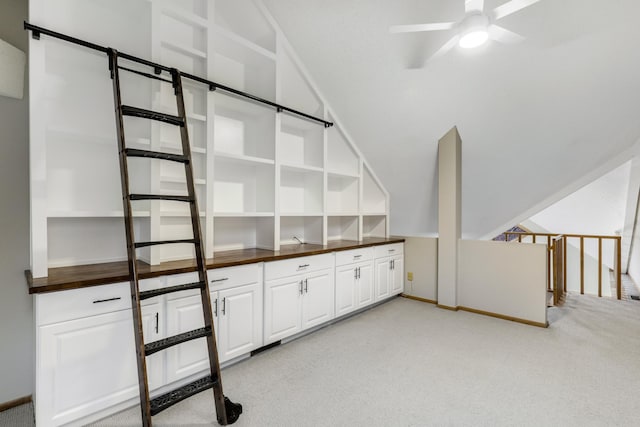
[
  {"left": 458, "top": 13, "right": 489, "bottom": 49},
  {"left": 459, "top": 30, "right": 489, "bottom": 48}
]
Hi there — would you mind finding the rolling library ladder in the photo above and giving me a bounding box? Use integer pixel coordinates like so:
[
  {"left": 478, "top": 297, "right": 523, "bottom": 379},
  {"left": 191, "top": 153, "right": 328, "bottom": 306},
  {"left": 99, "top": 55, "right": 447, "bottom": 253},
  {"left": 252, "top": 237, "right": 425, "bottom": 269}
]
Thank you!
[{"left": 107, "top": 48, "right": 242, "bottom": 426}]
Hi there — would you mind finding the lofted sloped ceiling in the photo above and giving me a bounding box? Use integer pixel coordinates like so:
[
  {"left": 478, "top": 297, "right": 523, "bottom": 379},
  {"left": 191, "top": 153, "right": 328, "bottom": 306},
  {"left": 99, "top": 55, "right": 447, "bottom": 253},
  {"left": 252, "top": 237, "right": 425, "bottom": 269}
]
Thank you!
[{"left": 262, "top": 0, "right": 640, "bottom": 238}]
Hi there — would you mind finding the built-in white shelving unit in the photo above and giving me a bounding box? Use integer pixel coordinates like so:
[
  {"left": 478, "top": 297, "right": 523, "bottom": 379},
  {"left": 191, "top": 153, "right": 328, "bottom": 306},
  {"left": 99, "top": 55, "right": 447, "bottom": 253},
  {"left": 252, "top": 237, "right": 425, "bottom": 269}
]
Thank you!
[{"left": 29, "top": 0, "right": 390, "bottom": 277}]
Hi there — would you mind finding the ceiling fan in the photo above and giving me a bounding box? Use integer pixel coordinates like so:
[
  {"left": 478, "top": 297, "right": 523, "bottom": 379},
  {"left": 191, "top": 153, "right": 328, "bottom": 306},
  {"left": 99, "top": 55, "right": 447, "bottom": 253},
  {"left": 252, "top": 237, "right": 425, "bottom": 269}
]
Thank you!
[{"left": 390, "top": 0, "right": 541, "bottom": 66}]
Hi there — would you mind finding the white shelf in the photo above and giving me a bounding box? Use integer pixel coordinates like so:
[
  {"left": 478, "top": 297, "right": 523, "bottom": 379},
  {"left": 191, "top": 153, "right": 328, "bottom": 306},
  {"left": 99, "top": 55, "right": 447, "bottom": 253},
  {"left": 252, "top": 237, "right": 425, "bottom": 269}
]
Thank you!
[
  {"left": 47, "top": 211, "right": 151, "bottom": 218},
  {"left": 280, "top": 162, "right": 323, "bottom": 174},
  {"left": 279, "top": 168, "right": 323, "bottom": 214},
  {"left": 160, "top": 143, "right": 207, "bottom": 155},
  {"left": 159, "top": 211, "right": 206, "bottom": 217},
  {"left": 214, "top": 93, "right": 276, "bottom": 161},
  {"left": 214, "top": 151, "right": 274, "bottom": 166},
  {"left": 213, "top": 0, "right": 276, "bottom": 53},
  {"left": 279, "top": 212, "right": 324, "bottom": 217},
  {"left": 188, "top": 113, "right": 207, "bottom": 122},
  {"left": 327, "top": 174, "right": 359, "bottom": 214},
  {"left": 327, "top": 170, "right": 360, "bottom": 179},
  {"left": 212, "top": 25, "right": 275, "bottom": 61},
  {"left": 211, "top": 29, "right": 276, "bottom": 100},
  {"left": 160, "top": 176, "right": 206, "bottom": 185},
  {"left": 162, "top": 7, "right": 208, "bottom": 29},
  {"left": 327, "top": 215, "right": 359, "bottom": 242},
  {"left": 214, "top": 216, "right": 274, "bottom": 252},
  {"left": 327, "top": 121, "right": 359, "bottom": 177},
  {"left": 213, "top": 212, "right": 274, "bottom": 217},
  {"left": 280, "top": 216, "right": 323, "bottom": 246},
  {"left": 362, "top": 215, "right": 387, "bottom": 238},
  {"left": 214, "top": 156, "right": 274, "bottom": 214},
  {"left": 161, "top": 40, "right": 207, "bottom": 59},
  {"left": 279, "top": 114, "right": 324, "bottom": 170},
  {"left": 326, "top": 212, "right": 359, "bottom": 217},
  {"left": 362, "top": 166, "right": 386, "bottom": 214}
]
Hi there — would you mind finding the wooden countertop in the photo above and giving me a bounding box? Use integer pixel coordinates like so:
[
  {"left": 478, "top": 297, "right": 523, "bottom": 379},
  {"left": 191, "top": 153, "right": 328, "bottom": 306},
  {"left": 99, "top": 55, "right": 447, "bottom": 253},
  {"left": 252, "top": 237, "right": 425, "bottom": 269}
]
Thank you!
[{"left": 26, "top": 237, "right": 405, "bottom": 294}]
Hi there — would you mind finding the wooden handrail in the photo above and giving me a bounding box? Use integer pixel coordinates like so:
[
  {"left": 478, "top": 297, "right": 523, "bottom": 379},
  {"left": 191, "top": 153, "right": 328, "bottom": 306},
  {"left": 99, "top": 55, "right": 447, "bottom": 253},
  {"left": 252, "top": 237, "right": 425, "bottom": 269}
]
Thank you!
[{"left": 504, "top": 231, "right": 622, "bottom": 300}]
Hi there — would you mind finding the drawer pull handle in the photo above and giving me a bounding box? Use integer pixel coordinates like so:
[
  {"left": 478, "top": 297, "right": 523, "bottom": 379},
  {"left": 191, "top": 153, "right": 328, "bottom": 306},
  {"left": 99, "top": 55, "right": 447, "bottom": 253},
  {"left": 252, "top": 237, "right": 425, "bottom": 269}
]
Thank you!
[
  {"left": 92, "top": 297, "right": 121, "bottom": 304},
  {"left": 353, "top": 255, "right": 362, "bottom": 259},
  {"left": 211, "top": 277, "right": 229, "bottom": 283},
  {"left": 388, "top": 249, "right": 395, "bottom": 252},
  {"left": 298, "top": 264, "right": 310, "bottom": 269}
]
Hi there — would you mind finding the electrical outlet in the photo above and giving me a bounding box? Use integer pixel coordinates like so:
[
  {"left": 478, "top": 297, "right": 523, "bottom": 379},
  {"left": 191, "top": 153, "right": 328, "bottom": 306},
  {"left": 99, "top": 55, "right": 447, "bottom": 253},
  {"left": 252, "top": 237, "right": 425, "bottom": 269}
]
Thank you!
[{"left": 407, "top": 272, "right": 413, "bottom": 281}]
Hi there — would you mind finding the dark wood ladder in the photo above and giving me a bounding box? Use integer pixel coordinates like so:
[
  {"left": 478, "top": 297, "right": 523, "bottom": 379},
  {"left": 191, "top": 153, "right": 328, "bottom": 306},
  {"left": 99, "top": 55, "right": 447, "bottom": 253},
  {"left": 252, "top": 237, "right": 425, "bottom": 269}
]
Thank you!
[{"left": 107, "top": 49, "right": 242, "bottom": 426}]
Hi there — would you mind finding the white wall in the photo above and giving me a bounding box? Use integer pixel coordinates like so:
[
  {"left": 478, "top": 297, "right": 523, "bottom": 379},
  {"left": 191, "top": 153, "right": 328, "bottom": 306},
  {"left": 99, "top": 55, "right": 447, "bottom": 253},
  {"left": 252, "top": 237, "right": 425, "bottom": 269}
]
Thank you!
[
  {"left": 459, "top": 240, "right": 547, "bottom": 325},
  {"left": 0, "top": 0, "right": 32, "bottom": 404},
  {"left": 402, "top": 236, "right": 437, "bottom": 301},
  {"left": 525, "top": 161, "right": 630, "bottom": 271}
]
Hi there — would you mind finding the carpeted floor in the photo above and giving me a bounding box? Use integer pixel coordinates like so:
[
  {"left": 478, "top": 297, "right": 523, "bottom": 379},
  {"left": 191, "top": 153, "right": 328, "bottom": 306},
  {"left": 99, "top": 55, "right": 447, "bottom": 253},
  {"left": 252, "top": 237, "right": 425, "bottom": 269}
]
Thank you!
[{"left": 3, "top": 293, "right": 640, "bottom": 426}]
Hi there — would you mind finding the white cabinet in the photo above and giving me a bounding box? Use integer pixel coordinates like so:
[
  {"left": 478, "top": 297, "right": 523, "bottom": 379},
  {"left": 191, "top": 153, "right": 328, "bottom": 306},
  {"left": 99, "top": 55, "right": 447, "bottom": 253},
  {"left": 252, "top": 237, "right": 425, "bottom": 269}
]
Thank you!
[
  {"left": 217, "top": 282, "right": 263, "bottom": 362},
  {"left": 35, "top": 265, "right": 263, "bottom": 426},
  {"left": 264, "top": 254, "right": 335, "bottom": 344},
  {"left": 165, "top": 264, "right": 263, "bottom": 383},
  {"left": 335, "top": 248, "right": 374, "bottom": 317},
  {"left": 35, "top": 282, "right": 163, "bottom": 427},
  {"left": 374, "top": 244, "right": 405, "bottom": 301}
]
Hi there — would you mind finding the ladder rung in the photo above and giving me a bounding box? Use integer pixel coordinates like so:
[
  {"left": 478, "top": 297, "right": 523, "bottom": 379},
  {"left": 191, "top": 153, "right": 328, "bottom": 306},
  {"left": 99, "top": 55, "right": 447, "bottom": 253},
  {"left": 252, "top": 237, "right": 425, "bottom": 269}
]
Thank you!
[
  {"left": 134, "top": 238, "right": 197, "bottom": 249},
  {"left": 121, "top": 105, "right": 184, "bottom": 126},
  {"left": 124, "top": 148, "right": 189, "bottom": 164},
  {"left": 150, "top": 375, "right": 218, "bottom": 416},
  {"left": 129, "top": 194, "right": 194, "bottom": 203},
  {"left": 139, "top": 281, "right": 206, "bottom": 300},
  {"left": 145, "top": 327, "right": 211, "bottom": 356}
]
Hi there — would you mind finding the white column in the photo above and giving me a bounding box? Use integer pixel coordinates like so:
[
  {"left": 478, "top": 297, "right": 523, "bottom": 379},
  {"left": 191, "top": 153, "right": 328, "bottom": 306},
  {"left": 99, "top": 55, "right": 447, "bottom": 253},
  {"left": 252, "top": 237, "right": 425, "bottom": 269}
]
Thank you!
[{"left": 437, "top": 127, "right": 462, "bottom": 308}]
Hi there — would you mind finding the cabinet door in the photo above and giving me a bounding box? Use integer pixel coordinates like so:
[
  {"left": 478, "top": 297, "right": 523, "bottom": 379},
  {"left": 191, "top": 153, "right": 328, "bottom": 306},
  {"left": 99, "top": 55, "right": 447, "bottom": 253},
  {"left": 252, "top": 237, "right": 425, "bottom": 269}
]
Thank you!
[
  {"left": 356, "top": 261, "right": 374, "bottom": 308},
  {"left": 165, "top": 293, "right": 210, "bottom": 383},
  {"left": 390, "top": 256, "right": 404, "bottom": 295},
  {"left": 335, "top": 264, "right": 357, "bottom": 317},
  {"left": 218, "top": 282, "right": 262, "bottom": 362},
  {"left": 264, "top": 275, "right": 303, "bottom": 344},
  {"left": 375, "top": 257, "right": 391, "bottom": 301},
  {"left": 302, "top": 268, "right": 335, "bottom": 330},
  {"left": 37, "top": 310, "right": 139, "bottom": 426}
]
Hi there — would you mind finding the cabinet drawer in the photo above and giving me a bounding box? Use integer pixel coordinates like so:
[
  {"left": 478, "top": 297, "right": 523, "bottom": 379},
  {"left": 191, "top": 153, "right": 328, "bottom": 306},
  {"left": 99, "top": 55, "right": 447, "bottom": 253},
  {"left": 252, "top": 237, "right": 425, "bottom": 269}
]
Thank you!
[
  {"left": 36, "top": 282, "right": 131, "bottom": 326},
  {"left": 335, "top": 247, "right": 374, "bottom": 266},
  {"left": 265, "top": 253, "right": 334, "bottom": 281},
  {"left": 374, "top": 243, "right": 404, "bottom": 259},
  {"left": 208, "top": 263, "right": 262, "bottom": 290}
]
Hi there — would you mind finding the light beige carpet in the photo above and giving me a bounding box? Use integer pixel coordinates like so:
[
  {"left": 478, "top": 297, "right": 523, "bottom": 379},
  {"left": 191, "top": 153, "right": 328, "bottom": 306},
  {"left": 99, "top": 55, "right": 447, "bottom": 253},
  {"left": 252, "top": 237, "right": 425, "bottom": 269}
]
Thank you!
[{"left": 4, "top": 294, "right": 639, "bottom": 426}]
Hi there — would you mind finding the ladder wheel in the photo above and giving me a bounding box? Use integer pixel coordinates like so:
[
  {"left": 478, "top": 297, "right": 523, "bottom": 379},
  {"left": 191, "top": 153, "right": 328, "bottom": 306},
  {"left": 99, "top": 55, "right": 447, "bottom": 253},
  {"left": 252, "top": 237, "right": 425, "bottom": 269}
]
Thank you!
[{"left": 221, "top": 396, "right": 243, "bottom": 425}]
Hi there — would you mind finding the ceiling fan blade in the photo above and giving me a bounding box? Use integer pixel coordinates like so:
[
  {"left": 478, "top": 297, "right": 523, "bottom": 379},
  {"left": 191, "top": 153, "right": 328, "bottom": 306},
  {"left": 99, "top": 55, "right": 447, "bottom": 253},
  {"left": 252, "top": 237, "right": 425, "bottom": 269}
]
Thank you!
[
  {"left": 389, "top": 22, "right": 455, "bottom": 34},
  {"left": 493, "top": 0, "right": 541, "bottom": 20},
  {"left": 426, "top": 35, "right": 459, "bottom": 65},
  {"left": 465, "top": 0, "right": 484, "bottom": 13},
  {"left": 489, "top": 25, "right": 525, "bottom": 44}
]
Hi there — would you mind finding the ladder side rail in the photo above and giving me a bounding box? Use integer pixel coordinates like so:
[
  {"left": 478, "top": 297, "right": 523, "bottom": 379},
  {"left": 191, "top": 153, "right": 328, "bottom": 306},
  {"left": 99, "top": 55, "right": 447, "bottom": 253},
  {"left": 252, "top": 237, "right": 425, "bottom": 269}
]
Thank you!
[
  {"left": 172, "top": 69, "right": 229, "bottom": 425},
  {"left": 108, "top": 48, "right": 153, "bottom": 427}
]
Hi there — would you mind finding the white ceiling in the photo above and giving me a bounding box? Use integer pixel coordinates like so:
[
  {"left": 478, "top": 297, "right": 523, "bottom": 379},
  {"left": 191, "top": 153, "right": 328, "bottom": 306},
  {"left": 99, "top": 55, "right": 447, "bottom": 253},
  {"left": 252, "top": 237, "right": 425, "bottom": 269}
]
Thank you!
[{"left": 262, "top": 0, "right": 640, "bottom": 238}]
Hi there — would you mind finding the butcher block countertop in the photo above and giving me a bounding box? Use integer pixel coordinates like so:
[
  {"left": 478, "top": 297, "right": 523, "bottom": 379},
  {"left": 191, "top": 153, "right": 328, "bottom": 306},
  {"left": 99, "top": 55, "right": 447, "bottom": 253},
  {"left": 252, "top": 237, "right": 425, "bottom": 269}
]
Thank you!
[{"left": 26, "top": 237, "right": 405, "bottom": 294}]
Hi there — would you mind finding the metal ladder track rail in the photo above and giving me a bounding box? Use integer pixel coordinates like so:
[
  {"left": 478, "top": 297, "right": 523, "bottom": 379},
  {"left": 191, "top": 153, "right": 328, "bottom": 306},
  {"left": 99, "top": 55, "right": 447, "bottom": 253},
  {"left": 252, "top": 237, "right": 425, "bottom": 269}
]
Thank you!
[
  {"left": 107, "top": 48, "right": 241, "bottom": 426},
  {"left": 24, "top": 21, "right": 333, "bottom": 128}
]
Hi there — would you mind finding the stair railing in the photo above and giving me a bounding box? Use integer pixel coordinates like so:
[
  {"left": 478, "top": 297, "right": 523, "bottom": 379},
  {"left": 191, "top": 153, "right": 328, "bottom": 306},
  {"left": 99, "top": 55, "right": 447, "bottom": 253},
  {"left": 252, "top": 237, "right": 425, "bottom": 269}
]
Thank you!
[{"left": 503, "top": 231, "right": 622, "bottom": 300}]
